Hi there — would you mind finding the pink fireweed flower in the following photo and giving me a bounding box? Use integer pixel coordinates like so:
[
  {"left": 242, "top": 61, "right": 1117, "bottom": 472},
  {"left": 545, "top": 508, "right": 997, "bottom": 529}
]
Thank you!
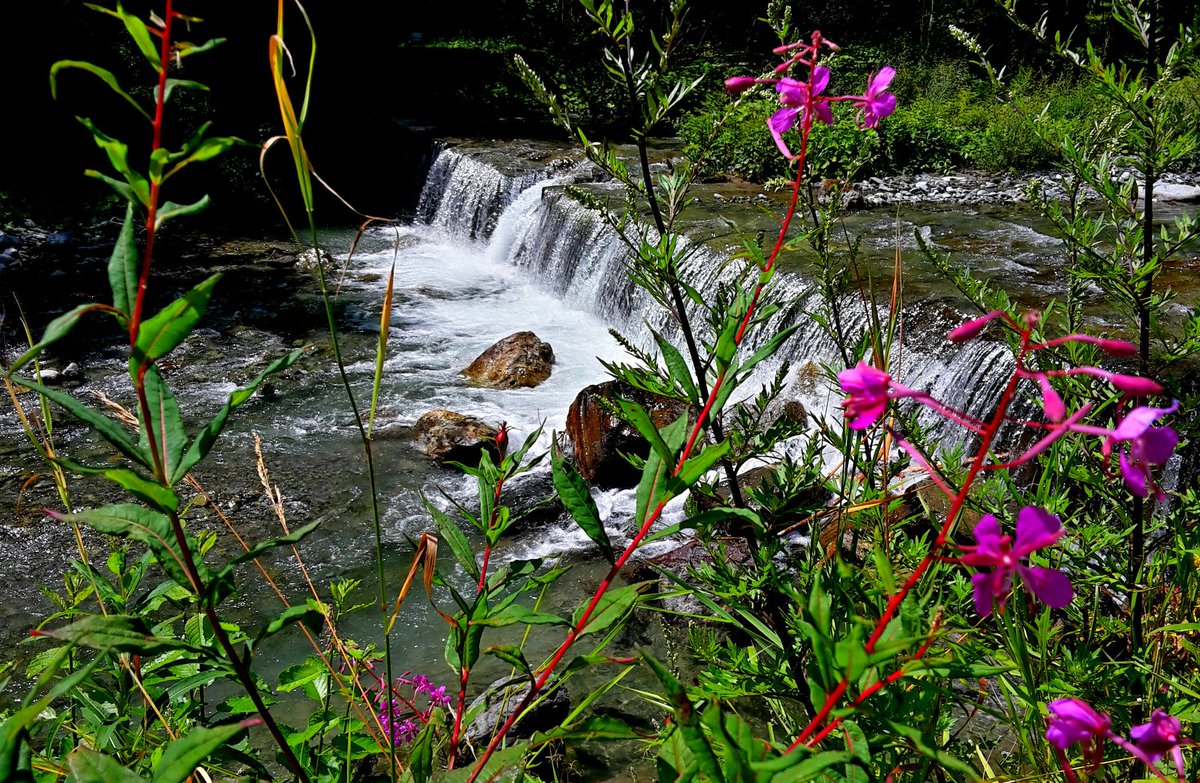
[
  {"left": 1036, "top": 375, "right": 1067, "bottom": 422},
  {"left": 1046, "top": 698, "right": 1112, "bottom": 751},
  {"left": 1064, "top": 366, "right": 1164, "bottom": 396},
  {"left": 769, "top": 67, "right": 833, "bottom": 159},
  {"left": 1107, "top": 401, "right": 1179, "bottom": 498},
  {"left": 960, "top": 507, "right": 1073, "bottom": 616},
  {"left": 1131, "top": 709, "right": 1184, "bottom": 764},
  {"left": 838, "top": 361, "right": 891, "bottom": 429},
  {"left": 849, "top": 66, "right": 897, "bottom": 128}
]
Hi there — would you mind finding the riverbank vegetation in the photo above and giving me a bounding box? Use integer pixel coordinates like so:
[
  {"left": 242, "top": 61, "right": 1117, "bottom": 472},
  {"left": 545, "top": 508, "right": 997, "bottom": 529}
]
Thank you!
[{"left": 1, "top": 1, "right": 1199, "bottom": 782}]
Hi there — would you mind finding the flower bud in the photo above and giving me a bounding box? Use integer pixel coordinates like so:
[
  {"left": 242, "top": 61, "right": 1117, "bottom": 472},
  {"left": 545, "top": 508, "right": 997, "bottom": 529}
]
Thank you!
[
  {"left": 948, "top": 310, "right": 1004, "bottom": 342},
  {"left": 724, "top": 76, "right": 758, "bottom": 93},
  {"left": 1099, "top": 339, "right": 1138, "bottom": 357},
  {"left": 1106, "top": 373, "right": 1163, "bottom": 396}
]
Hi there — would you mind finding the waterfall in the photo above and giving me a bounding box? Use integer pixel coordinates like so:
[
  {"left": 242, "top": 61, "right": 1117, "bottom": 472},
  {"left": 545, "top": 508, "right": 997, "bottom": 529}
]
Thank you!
[{"left": 416, "top": 144, "right": 1015, "bottom": 440}]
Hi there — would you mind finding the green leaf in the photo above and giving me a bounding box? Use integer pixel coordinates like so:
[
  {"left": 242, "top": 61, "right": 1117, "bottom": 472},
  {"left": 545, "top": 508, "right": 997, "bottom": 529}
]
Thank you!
[
  {"left": 132, "top": 273, "right": 220, "bottom": 369},
  {"left": 95, "top": 465, "right": 179, "bottom": 513},
  {"left": 40, "top": 614, "right": 199, "bottom": 655},
  {"left": 472, "top": 604, "right": 567, "bottom": 628},
  {"left": 67, "top": 747, "right": 145, "bottom": 783},
  {"left": 616, "top": 399, "right": 673, "bottom": 464},
  {"left": 161, "top": 78, "right": 210, "bottom": 104},
  {"left": 682, "top": 507, "right": 762, "bottom": 534},
  {"left": 5, "top": 302, "right": 119, "bottom": 375},
  {"left": 87, "top": 169, "right": 144, "bottom": 205},
  {"left": 657, "top": 726, "right": 698, "bottom": 783},
  {"left": 77, "top": 117, "right": 150, "bottom": 205},
  {"left": 109, "top": 202, "right": 139, "bottom": 316},
  {"left": 653, "top": 330, "right": 698, "bottom": 406},
  {"left": 55, "top": 504, "right": 200, "bottom": 589},
  {"left": 551, "top": 439, "right": 613, "bottom": 563},
  {"left": 410, "top": 721, "right": 435, "bottom": 783},
  {"left": 49, "top": 60, "right": 150, "bottom": 121},
  {"left": 151, "top": 723, "right": 249, "bottom": 783},
  {"left": 885, "top": 721, "right": 976, "bottom": 777},
  {"left": 485, "top": 645, "right": 532, "bottom": 676},
  {"left": 256, "top": 605, "right": 324, "bottom": 646},
  {"left": 423, "top": 492, "right": 478, "bottom": 581},
  {"left": 277, "top": 656, "right": 330, "bottom": 700},
  {"left": 636, "top": 415, "right": 687, "bottom": 525},
  {"left": 675, "top": 439, "right": 730, "bottom": 486},
  {"left": 155, "top": 196, "right": 211, "bottom": 228},
  {"left": 536, "top": 716, "right": 641, "bottom": 742},
  {"left": 9, "top": 375, "right": 149, "bottom": 468},
  {"left": 172, "top": 350, "right": 300, "bottom": 483},
  {"left": 139, "top": 365, "right": 186, "bottom": 484},
  {"left": 741, "top": 324, "right": 801, "bottom": 376},
  {"left": 437, "top": 741, "right": 527, "bottom": 783},
  {"left": 574, "top": 583, "right": 643, "bottom": 639},
  {"left": 770, "top": 751, "right": 853, "bottom": 783}
]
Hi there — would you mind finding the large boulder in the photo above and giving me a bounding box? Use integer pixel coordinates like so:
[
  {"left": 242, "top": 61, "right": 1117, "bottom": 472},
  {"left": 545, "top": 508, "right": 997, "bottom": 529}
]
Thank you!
[
  {"left": 565, "top": 380, "right": 689, "bottom": 488},
  {"left": 462, "top": 331, "right": 554, "bottom": 389},
  {"left": 463, "top": 678, "right": 571, "bottom": 746},
  {"left": 412, "top": 409, "right": 499, "bottom": 466}
]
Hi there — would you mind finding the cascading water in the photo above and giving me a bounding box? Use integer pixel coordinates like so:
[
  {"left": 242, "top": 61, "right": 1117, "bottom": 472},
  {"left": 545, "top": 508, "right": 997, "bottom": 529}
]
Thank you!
[{"left": 416, "top": 143, "right": 1020, "bottom": 444}]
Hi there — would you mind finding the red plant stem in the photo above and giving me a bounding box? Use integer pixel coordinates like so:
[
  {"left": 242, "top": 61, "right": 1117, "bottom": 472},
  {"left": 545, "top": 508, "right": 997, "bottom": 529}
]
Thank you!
[
  {"left": 466, "top": 57, "right": 823, "bottom": 783},
  {"left": 447, "top": 472, "right": 506, "bottom": 769},
  {"left": 804, "top": 613, "right": 942, "bottom": 747},
  {"left": 130, "top": 0, "right": 173, "bottom": 347},
  {"left": 789, "top": 332, "right": 1034, "bottom": 752}
]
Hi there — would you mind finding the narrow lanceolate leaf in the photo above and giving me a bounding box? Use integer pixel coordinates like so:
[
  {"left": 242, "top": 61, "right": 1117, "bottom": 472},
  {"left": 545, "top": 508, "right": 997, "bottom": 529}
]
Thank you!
[
  {"left": 740, "top": 324, "right": 801, "bottom": 376},
  {"left": 635, "top": 415, "right": 687, "bottom": 525},
  {"left": 99, "top": 466, "right": 179, "bottom": 513},
  {"left": 40, "top": 614, "right": 199, "bottom": 656},
  {"left": 139, "top": 366, "right": 186, "bottom": 484},
  {"left": 132, "top": 273, "right": 221, "bottom": 370},
  {"left": 49, "top": 60, "right": 150, "bottom": 121},
  {"left": 551, "top": 439, "right": 612, "bottom": 564},
  {"left": 485, "top": 645, "right": 533, "bottom": 676},
  {"left": 368, "top": 258, "right": 396, "bottom": 436},
  {"left": 66, "top": 747, "right": 145, "bottom": 783},
  {"left": 255, "top": 605, "right": 323, "bottom": 646},
  {"left": 409, "top": 721, "right": 435, "bottom": 783},
  {"left": 8, "top": 375, "right": 149, "bottom": 469},
  {"left": 155, "top": 196, "right": 211, "bottom": 228},
  {"left": 109, "top": 202, "right": 138, "bottom": 316},
  {"left": 675, "top": 439, "right": 730, "bottom": 487},
  {"left": 172, "top": 350, "right": 301, "bottom": 483},
  {"left": 653, "top": 329, "right": 698, "bottom": 406},
  {"left": 616, "top": 399, "right": 673, "bottom": 464},
  {"left": 5, "top": 302, "right": 119, "bottom": 375},
  {"left": 53, "top": 504, "right": 201, "bottom": 590},
  {"left": 573, "top": 583, "right": 644, "bottom": 639},
  {"left": 77, "top": 117, "right": 151, "bottom": 204},
  {"left": 422, "top": 491, "right": 478, "bottom": 581},
  {"left": 150, "top": 723, "right": 250, "bottom": 783}
]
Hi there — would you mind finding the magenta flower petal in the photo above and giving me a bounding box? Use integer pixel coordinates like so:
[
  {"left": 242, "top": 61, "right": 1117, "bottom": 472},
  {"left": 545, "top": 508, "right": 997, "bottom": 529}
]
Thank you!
[
  {"left": 971, "top": 570, "right": 1009, "bottom": 616},
  {"left": 1139, "top": 426, "right": 1180, "bottom": 465},
  {"left": 1046, "top": 698, "right": 1111, "bottom": 750},
  {"left": 1130, "top": 710, "right": 1182, "bottom": 763},
  {"left": 768, "top": 108, "right": 799, "bottom": 158},
  {"left": 1014, "top": 506, "right": 1064, "bottom": 555},
  {"left": 1021, "top": 565, "right": 1073, "bottom": 608},
  {"left": 814, "top": 101, "right": 834, "bottom": 125},
  {"left": 776, "top": 77, "right": 807, "bottom": 106},
  {"left": 867, "top": 66, "right": 896, "bottom": 94},
  {"left": 1119, "top": 451, "right": 1150, "bottom": 497},
  {"left": 961, "top": 514, "right": 1005, "bottom": 563},
  {"left": 838, "top": 361, "right": 891, "bottom": 429},
  {"left": 810, "top": 66, "right": 830, "bottom": 95},
  {"left": 1038, "top": 376, "right": 1066, "bottom": 422},
  {"left": 1112, "top": 401, "right": 1178, "bottom": 441}
]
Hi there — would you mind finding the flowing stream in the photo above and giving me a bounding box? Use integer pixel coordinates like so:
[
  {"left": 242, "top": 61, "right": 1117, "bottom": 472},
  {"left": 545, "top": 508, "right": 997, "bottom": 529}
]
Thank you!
[{"left": 2, "top": 138, "right": 1194, "bottom": 712}]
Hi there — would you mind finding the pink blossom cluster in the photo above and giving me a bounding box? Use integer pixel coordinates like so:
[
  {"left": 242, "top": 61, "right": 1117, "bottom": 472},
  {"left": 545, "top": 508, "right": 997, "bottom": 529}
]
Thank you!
[
  {"left": 725, "top": 31, "right": 896, "bottom": 159},
  {"left": 1047, "top": 698, "right": 1192, "bottom": 781},
  {"left": 836, "top": 310, "right": 1179, "bottom": 618},
  {"left": 376, "top": 671, "right": 451, "bottom": 746}
]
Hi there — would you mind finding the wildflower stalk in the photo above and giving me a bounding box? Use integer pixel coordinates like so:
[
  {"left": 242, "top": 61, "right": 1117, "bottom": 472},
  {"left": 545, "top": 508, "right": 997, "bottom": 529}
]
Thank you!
[
  {"left": 790, "top": 330, "right": 1037, "bottom": 751},
  {"left": 113, "top": 6, "right": 312, "bottom": 780},
  {"left": 466, "top": 56, "right": 818, "bottom": 783}
]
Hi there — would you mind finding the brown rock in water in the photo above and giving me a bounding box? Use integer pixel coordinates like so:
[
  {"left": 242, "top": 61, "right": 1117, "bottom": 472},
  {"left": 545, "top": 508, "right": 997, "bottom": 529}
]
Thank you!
[
  {"left": 565, "top": 380, "right": 688, "bottom": 488},
  {"left": 462, "top": 331, "right": 554, "bottom": 389},
  {"left": 412, "top": 409, "right": 499, "bottom": 466}
]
